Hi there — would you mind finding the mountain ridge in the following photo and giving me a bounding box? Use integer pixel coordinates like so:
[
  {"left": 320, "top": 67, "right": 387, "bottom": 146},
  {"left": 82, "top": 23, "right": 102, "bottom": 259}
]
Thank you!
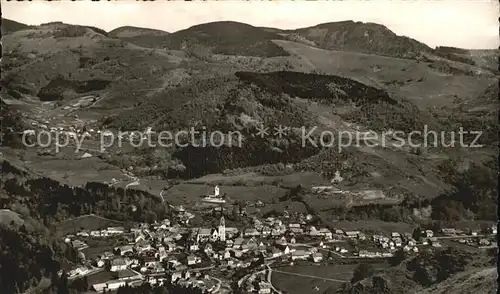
[
  {"left": 1, "top": 18, "right": 32, "bottom": 34},
  {"left": 109, "top": 25, "right": 170, "bottom": 38},
  {"left": 3, "top": 18, "right": 497, "bottom": 52}
]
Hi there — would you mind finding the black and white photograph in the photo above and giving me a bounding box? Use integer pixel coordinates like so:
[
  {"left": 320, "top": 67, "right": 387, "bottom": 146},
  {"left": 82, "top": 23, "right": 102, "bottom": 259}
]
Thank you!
[{"left": 0, "top": 1, "right": 498, "bottom": 294}]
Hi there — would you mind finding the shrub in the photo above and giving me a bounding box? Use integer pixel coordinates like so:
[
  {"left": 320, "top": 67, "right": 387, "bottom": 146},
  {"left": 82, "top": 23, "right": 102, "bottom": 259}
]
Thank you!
[
  {"left": 351, "top": 263, "right": 375, "bottom": 284},
  {"left": 184, "top": 42, "right": 213, "bottom": 62},
  {"left": 53, "top": 26, "right": 87, "bottom": 38}
]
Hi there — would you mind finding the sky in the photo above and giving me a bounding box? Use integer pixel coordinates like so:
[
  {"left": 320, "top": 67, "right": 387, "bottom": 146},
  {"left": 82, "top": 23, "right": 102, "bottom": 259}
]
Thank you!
[{"left": 3, "top": 0, "right": 499, "bottom": 49}]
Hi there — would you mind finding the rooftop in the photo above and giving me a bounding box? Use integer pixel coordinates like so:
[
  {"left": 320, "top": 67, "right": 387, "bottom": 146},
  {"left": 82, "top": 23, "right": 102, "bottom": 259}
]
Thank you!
[{"left": 115, "top": 269, "right": 139, "bottom": 279}]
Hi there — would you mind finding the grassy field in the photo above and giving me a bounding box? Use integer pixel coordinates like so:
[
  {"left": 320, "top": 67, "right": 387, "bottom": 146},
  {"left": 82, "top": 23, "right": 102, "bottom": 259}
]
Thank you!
[
  {"left": 273, "top": 40, "right": 497, "bottom": 108},
  {"left": 57, "top": 214, "right": 124, "bottom": 236},
  {"left": 0, "top": 209, "right": 24, "bottom": 225},
  {"left": 1, "top": 147, "right": 127, "bottom": 187},
  {"left": 81, "top": 238, "right": 121, "bottom": 259},
  {"left": 246, "top": 200, "right": 309, "bottom": 216},
  {"left": 162, "top": 183, "right": 288, "bottom": 206},
  {"left": 86, "top": 270, "right": 116, "bottom": 285},
  {"left": 271, "top": 263, "right": 388, "bottom": 294},
  {"left": 333, "top": 220, "right": 414, "bottom": 234},
  {"left": 188, "top": 171, "right": 327, "bottom": 188}
]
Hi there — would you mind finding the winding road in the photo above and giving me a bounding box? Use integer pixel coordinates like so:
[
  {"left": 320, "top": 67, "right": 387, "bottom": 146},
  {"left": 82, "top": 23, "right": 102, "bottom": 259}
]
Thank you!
[
  {"left": 124, "top": 175, "right": 139, "bottom": 198},
  {"left": 210, "top": 276, "right": 222, "bottom": 293},
  {"left": 160, "top": 189, "right": 166, "bottom": 203},
  {"left": 64, "top": 92, "right": 109, "bottom": 117},
  {"left": 125, "top": 179, "right": 140, "bottom": 189},
  {"left": 265, "top": 264, "right": 283, "bottom": 294}
]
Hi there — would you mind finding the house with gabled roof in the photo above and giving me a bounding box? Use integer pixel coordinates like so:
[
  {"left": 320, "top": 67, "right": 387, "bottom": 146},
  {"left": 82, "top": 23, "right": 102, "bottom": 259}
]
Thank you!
[
  {"left": 319, "top": 228, "right": 333, "bottom": 240},
  {"left": 291, "top": 250, "right": 310, "bottom": 260},
  {"left": 344, "top": 231, "right": 360, "bottom": 238},
  {"left": 290, "top": 227, "right": 304, "bottom": 235},
  {"left": 268, "top": 247, "right": 283, "bottom": 258},
  {"left": 189, "top": 243, "right": 199, "bottom": 252},
  {"left": 204, "top": 243, "right": 213, "bottom": 254},
  {"left": 308, "top": 226, "right": 319, "bottom": 237},
  {"left": 225, "top": 227, "right": 239, "bottom": 238},
  {"left": 135, "top": 239, "right": 152, "bottom": 253},
  {"left": 276, "top": 236, "right": 287, "bottom": 245},
  {"left": 261, "top": 226, "right": 271, "bottom": 236},
  {"left": 117, "top": 245, "right": 134, "bottom": 256},
  {"left": 271, "top": 227, "right": 281, "bottom": 236},
  {"left": 221, "top": 250, "right": 231, "bottom": 260},
  {"left": 282, "top": 246, "right": 293, "bottom": 255},
  {"left": 233, "top": 237, "right": 244, "bottom": 249},
  {"left": 196, "top": 228, "right": 212, "bottom": 242},
  {"left": 258, "top": 281, "right": 272, "bottom": 294},
  {"left": 244, "top": 228, "right": 260, "bottom": 237},
  {"left": 187, "top": 255, "right": 201, "bottom": 266},
  {"left": 391, "top": 232, "right": 401, "bottom": 238},
  {"left": 110, "top": 258, "right": 127, "bottom": 272},
  {"left": 312, "top": 253, "right": 323, "bottom": 263}
]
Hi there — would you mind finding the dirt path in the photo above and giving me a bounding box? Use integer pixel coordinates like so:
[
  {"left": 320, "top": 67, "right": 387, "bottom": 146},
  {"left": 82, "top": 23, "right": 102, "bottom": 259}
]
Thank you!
[
  {"left": 271, "top": 269, "right": 347, "bottom": 283},
  {"left": 266, "top": 264, "right": 283, "bottom": 294}
]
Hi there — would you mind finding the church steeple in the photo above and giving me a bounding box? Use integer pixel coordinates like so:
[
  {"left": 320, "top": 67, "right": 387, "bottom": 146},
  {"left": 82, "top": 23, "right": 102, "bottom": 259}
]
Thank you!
[{"left": 218, "top": 215, "right": 226, "bottom": 242}]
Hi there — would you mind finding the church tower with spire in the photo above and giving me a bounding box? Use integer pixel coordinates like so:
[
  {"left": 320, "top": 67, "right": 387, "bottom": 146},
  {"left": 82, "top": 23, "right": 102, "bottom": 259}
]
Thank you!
[{"left": 218, "top": 215, "right": 226, "bottom": 242}]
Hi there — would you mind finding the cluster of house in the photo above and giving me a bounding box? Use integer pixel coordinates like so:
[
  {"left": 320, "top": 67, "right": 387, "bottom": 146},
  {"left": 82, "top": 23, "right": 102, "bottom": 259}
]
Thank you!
[
  {"left": 415, "top": 230, "right": 444, "bottom": 248},
  {"left": 374, "top": 232, "right": 420, "bottom": 252},
  {"left": 68, "top": 265, "right": 95, "bottom": 279},
  {"left": 65, "top": 226, "right": 127, "bottom": 251},
  {"left": 91, "top": 270, "right": 144, "bottom": 292},
  {"left": 241, "top": 271, "right": 273, "bottom": 294},
  {"left": 358, "top": 250, "right": 394, "bottom": 258},
  {"left": 62, "top": 201, "right": 499, "bottom": 293},
  {"left": 440, "top": 226, "right": 497, "bottom": 236},
  {"left": 64, "top": 218, "right": 226, "bottom": 293},
  {"left": 443, "top": 226, "right": 497, "bottom": 248},
  {"left": 63, "top": 212, "right": 339, "bottom": 293},
  {"left": 240, "top": 217, "right": 334, "bottom": 240},
  {"left": 262, "top": 235, "right": 326, "bottom": 263},
  {"left": 76, "top": 226, "right": 126, "bottom": 238},
  {"left": 89, "top": 269, "right": 217, "bottom": 293},
  {"left": 190, "top": 216, "right": 332, "bottom": 264},
  {"left": 28, "top": 120, "right": 102, "bottom": 138},
  {"left": 453, "top": 237, "right": 495, "bottom": 248}
]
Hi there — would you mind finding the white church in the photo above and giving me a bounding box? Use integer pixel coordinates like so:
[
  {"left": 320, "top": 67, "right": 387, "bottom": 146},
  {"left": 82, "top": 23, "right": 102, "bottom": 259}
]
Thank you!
[
  {"left": 202, "top": 185, "right": 226, "bottom": 204},
  {"left": 195, "top": 215, "right": 238, "bottom": 243},
  {"left": 195, "top": 215, "right": 225, "bottom": 242}
]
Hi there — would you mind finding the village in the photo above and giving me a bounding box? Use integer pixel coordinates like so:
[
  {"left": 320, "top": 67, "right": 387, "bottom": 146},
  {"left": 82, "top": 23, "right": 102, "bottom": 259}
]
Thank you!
[{"left": 61, "top": 187, "right": 498, "bottom": 294}]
